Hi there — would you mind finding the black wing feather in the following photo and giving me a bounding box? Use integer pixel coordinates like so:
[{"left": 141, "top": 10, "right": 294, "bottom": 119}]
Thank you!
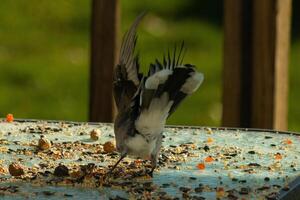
[
  {"left": 139, "top": 42, "right": 197, "bottom": 117},
  {"left": 113, "top": 12, "right": 146, "bottom": 111}
]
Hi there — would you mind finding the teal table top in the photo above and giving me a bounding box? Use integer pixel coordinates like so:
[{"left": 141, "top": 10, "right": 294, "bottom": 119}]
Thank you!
[{"left": 0, "top": 119, "right": 299, "bottom": 199}]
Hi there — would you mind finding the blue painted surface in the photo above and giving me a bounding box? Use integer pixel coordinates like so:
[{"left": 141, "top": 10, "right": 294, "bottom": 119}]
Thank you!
[{"left": 0, "top": 120, "right": 299, "bottom": 199}]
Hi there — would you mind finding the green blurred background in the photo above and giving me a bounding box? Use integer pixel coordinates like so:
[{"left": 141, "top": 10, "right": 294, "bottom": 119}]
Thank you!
[{"left": 0, "top": 1, "right": 299, "bottom": 131}]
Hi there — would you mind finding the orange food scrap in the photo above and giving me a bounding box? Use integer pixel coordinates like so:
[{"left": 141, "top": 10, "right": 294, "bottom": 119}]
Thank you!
[
  {"left": 284, "top": 139, "right": 293, "bottom": 145},
  {"left": 6, "top": 114, "right": 14, "bottom": 123},
  {"left": 275, "top": 153, "right": 282, "bottom": 160},
  {"left": 205, "top": 156, "right": 214, "bottom": 162},
  {"left": 239, "top": 165, "right": 248, "bottom": 169},
  {"left": 0, "top": 166, "right": 8, "bottom": 174},
  {"left": 197, "top": 163, "right": 205, "bottom": 170},
  {"left": 134, "top": 159, "right": 143, "bottom": 165},
  {"left": 207, "top": 138, "right": 213, "bottom": 143},
  {"left": 216, "top": 187, "right": 225, "bottom": 198}
]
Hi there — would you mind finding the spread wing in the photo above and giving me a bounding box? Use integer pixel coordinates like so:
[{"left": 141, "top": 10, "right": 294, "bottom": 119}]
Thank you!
[
  {"left": 134, "top": 43, "right": 204, "bottom": 135},
  {"left": 113, "top": 12, "right": 145, "bottom": 111}
]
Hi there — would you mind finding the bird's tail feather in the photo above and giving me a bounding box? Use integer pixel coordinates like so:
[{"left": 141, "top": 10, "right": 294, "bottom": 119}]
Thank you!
[
  {"left": 134, "top": 64, "right": 203, "bottom": 135},
  {"left": 141, "top": 65, "right": 203, "bottom": 118},
  {"left": 133, "top": 45, "right": 203, "bottom": 135}
]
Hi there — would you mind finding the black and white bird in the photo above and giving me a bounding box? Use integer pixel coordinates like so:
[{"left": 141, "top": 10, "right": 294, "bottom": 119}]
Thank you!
[{"left": 111, "top": 13, "right": 204, "bottom": 177}]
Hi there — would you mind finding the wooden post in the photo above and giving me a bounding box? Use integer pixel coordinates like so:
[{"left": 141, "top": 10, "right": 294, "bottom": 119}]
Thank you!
[
  {"left": 89, "top": 0, "right": 119, "bottom": 122},
  {"left": 223, "top": 0, "right": 252, "bottom": 128},
  {"left": 222, "top": 0, "right": 291, "bottom": 130}
]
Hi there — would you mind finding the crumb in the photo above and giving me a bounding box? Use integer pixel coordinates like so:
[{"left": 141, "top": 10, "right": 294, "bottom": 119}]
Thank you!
[
  {"left": 8, "top": 162, "right": 25, "bottom": 176},
  {"left": 103, "top": 141, "right": 116, "bottom": 153},
  {"left": 90, "top": 129, "right": 101, "bottom": 141},
  {"left": 54, "top": 164, "right": 69, "bottom": 177},
  {"left": 38, "top": 135, "right": 52, "bottom": 150}
]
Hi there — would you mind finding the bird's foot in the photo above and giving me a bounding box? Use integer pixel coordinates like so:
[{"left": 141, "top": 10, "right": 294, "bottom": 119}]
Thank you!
[
  {"left": 148, "top": 170, "right": 153, "bottom": 178},
  {"left": 147, "top": 167, "right": 155, "bottom": 177}
]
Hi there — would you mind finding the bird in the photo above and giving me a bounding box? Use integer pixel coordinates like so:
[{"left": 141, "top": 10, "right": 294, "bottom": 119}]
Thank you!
[{"left": 111, "top": 13, "right": 204, "bottom": 177}]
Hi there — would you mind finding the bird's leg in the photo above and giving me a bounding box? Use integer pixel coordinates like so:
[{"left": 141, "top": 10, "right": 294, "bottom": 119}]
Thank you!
[
  {"left": 106, "top": 153, "right": 127, "bottom": 176},
  {"left": 147, "top": 134, "right": 162, "bottom": 177},
  {"left": 148, "top": 154, "right": 157, "bottom": 177}
]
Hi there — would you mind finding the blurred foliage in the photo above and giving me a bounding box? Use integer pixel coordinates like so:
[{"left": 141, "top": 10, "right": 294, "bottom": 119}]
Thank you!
[
  {"left": 0, "top": 0, "right": 90, "bottom": 121},
  {"left": 0, "top": 0, "right": 299, "bottom": 131}
]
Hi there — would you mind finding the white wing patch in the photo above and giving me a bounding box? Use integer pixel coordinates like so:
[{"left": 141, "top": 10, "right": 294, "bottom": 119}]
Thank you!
[
  {"left": 180, "top": 72, "right": 204, "bottom": 94},
  {"left": 145, "top": 69, "right": 173, "bottom": 89},
  {"left": 135, "top": 92, "right": 173, "bottom": 136}
]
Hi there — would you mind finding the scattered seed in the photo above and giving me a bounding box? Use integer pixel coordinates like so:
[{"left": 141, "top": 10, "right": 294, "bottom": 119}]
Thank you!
[
  {"left": 179, "top": 187, "right": 191, "bottom": 193},
  {"left": 161, "top": 183, "right": 170, "bottom": 188},
  {"left": 248, "top": 163, "right": 261, "bottom": 167},
  {"left": 239, "top": 187, "right": 250, "bottom": 195},
  {"left": 194, "top": 187, "right": 203, "bottom": 193},
  {"left": 265, "top": 192, "right": 278, "bottom": 200},
  {"left": 103, "top": 141, "right": 116, "bottom": 153},
  {"left": 203, "top": 145, "right": 210, "bottom": 152},
  {"left": 264, "top": 177, "right": 270, "bottom": 182},
  {"left": 257, "top": 186, "right": 270, "bottom": 191},
  {"left": 248, "top": 150, "right": 255, "bottom": 154},
  {"left": 38, "top": 135, "right": 51, "bottom": 150},
  {"left": 90, "top": 129, "right": 101, "bottom": 141},
  {"left": 54, "top": 164, "right": 69, "bottom": 177},
  {"left": 43, "top": 191, "right": 55, "bottom": 196},
  {"left": 8, "top": 163, "right": 25, "bottom": 176},
  {"left": 206, "top": 138, "right": 213, "bottom": 143},
  {"left": 275, "top": 153, "right": 282, "bottom": 160}
]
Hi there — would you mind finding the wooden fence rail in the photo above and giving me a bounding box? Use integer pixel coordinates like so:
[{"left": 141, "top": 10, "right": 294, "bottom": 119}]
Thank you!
[{"left": 89, "top": 0, "right": 119, "bottom": 122}]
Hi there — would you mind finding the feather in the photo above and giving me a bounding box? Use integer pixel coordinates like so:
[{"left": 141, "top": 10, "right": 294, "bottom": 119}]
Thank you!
[
  {"left": 137, "top": 43, "right": 203, "bottom": 122},
  {"left": 113, "top": 12, "right": 146, "bottom": 111},
  {"left": 135, "top": 92, "right": 173, "bottom": 136},
  {"left": 176, "top": 41, "right": 185, "bottom": 66},
  {"left": 117, "top": 12, "right": 145, "bottom": 85}
]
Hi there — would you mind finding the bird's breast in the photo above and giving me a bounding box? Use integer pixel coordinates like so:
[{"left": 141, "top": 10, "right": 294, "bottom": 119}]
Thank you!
[{"left": 125, "top": 134, "right": 157, "bottom": 158}]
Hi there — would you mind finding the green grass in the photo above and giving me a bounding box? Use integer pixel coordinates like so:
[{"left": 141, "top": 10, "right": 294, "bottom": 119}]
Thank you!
[
  {"left": 289, "top": 40, "right": 300, "bottom": 132},
  {"left": 0, "top": 0, "right": 90, "bottom": 121},
  {"left": 0, "top": 0, "right": 299, "bottom": 131}
]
